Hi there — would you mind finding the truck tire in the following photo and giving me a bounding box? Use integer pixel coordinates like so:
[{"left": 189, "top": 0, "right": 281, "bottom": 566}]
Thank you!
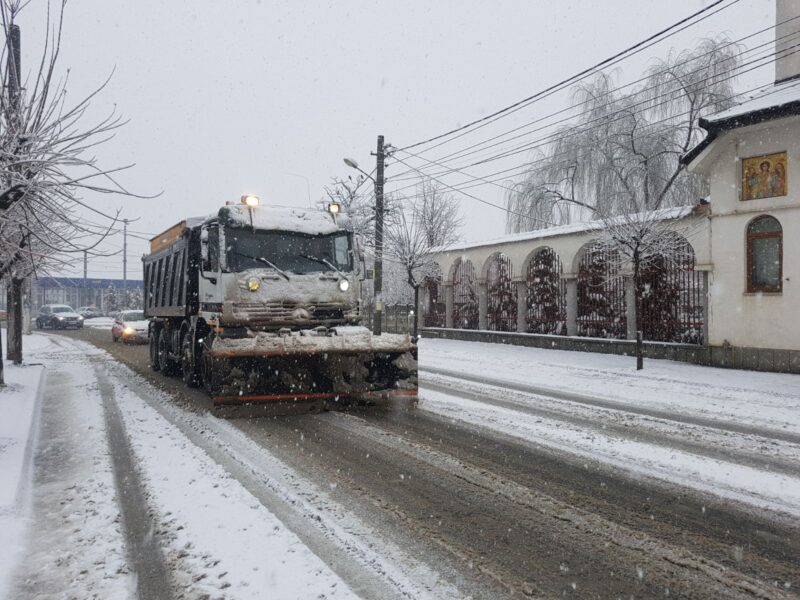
[
  {"left": 158, "top": 328, "right": 179, "bottom": 375},
  {"left": 180, "top": 329, "right": 201, "bottom": 387},
  {"left": 149, "top": 326, "right": 161, "bottom": 371}
]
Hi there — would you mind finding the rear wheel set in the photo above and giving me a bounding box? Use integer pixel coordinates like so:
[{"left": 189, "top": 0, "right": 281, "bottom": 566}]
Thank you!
[{"left": 180, "top": 329, "right": 201, "bottom": 388}]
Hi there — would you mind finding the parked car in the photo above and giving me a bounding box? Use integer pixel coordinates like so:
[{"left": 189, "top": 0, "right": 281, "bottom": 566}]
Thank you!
[
  {"left": 111, "top": 310, "right": 148, "bottom": 343},
  {"left": 35, "top": 304, "right": 84, "bottom": 329},
  {"left": 77, "top": 306, "right": 104, "bottom": 319}
]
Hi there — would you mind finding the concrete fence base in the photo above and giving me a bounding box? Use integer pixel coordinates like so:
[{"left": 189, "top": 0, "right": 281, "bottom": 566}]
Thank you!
[{"left": 421, "top": 328, "right": 800, "bottom": 375}]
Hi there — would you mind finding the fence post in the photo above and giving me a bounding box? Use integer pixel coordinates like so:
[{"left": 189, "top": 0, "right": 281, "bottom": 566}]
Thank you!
[{"left": 636, "top": 330, "right": 644, "bottom": 370}]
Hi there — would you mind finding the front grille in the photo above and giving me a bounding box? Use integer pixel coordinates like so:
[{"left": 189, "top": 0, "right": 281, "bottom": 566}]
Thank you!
[{"left": 229, "top": 301, "right": 358, "bottom": 328}]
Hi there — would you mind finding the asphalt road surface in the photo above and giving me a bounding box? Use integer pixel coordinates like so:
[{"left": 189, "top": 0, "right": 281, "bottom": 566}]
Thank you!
[{"left": 57, "top": 326, "right": 800, "bottom": 599}]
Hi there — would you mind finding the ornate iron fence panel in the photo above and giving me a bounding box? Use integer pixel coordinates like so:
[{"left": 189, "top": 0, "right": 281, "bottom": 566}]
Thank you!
[
  {"left": 453, "top": 259, "right": 479, "bottom": 329},
  {"left": 423, "top": 269, "right": 445, "bottom": 328},
  {"left": 639, "top": 238, "right": 704, "bottom": 344},
  {"left": 526, "top": 247, "right": 567, "bottom": 335},
  {"left": 486, "top": 253, "right": 517, "bottom": 331},
  {"left": 577, "top": 243, "right": 626, "bottom": 339}
]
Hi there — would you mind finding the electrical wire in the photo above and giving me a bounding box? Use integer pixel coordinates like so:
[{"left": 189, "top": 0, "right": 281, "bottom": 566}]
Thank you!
[
  {"left": 385, "top": 52, "right": 800, "bottom": 203},
  {"left": 389, "top": 23, "right": 800, "bottom": 181},
  {"left": 395, "top": 0, "right": 741, "bottom": 153}
]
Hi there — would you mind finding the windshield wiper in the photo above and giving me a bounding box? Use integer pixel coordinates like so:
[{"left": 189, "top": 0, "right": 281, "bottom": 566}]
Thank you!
[
  {"left": 301, "top": 254, "right": 346, "bottom": 277},
  {"left": 231, "top": 251, "right": 291, "bottom": 281}
]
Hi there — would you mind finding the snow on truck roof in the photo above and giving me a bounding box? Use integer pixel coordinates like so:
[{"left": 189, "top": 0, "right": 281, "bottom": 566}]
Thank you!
[
  {"left": 149, "top": 204, "right": 351, "bottom": 253},
  {"left": 216, "top": 204, "right": 350, "bottom": 235}
]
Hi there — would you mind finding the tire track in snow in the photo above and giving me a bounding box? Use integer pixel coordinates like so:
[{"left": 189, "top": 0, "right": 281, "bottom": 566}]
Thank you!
[{"left": 95, "top": 367, "right": 173, "bottom": 600}]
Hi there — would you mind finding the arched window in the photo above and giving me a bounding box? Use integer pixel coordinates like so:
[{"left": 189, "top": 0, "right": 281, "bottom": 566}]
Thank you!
[{"left": 747, "top": 215, "right": 782, "bottom": 293}]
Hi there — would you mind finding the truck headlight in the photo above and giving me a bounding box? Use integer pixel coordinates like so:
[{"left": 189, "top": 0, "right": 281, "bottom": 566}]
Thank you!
[
  {"left": 338, "top": 279, "right": 350, "bottom": 292},
  {"left": 247, "top": 277, "right": 260, "bottom": 291}
]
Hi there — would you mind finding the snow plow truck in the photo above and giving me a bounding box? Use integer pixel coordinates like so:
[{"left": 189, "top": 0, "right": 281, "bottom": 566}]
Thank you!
[{"left": 143, "top": 196, "right": 418, "bottom": 406}]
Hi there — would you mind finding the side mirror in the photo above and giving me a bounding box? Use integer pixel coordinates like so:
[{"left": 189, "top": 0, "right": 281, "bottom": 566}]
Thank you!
[{"left": 200, "top": 227, "right": 210, "bottom": 271}]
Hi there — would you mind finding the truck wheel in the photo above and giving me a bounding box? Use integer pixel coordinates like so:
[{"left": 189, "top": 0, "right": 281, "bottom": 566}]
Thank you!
[
  {"left": 149, "top": 328, "right": 161, "bottom": 371},
  {"left": 181, "top": 329, "right": 201, "bottom": 387},
  {"left": 158, "top": 328, "right": 179, "bottom": 375}
]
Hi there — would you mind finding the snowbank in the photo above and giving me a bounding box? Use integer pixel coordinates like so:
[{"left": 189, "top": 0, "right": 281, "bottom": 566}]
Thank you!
[
  {"left": 418, "top": 338, "right": 800, "bottom": 434},
  {"left": 0, "top": 335, "right": 46, "bottom": 598}
]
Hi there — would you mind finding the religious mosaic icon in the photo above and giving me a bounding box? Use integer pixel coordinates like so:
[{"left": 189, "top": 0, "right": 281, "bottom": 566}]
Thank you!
[{"left": 741, "top": 152, "right": 787, "bottom": 201}]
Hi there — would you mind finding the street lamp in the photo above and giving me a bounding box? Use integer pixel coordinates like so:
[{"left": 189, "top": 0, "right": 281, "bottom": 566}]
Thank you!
[{"left": 343, "top": 158, "right": 374, "bottom": 182}]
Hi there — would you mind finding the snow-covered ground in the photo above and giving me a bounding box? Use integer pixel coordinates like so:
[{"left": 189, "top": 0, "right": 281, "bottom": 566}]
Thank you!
[
  {"left": 0, "top": 333, "right": 47, "bottom": 597},
  {"left": 418, "top": 338, "right": 800, "bottom": 519},
  {"left": 0, "top": 333, "right": 361, "bottom": 600},
  {"left": 4, "top": 332, "right": 799, "bottom": 598}
]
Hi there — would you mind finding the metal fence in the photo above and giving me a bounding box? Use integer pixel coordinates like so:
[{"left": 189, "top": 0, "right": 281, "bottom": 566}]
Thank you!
[
  {"left": 526, "top": 247, "right": 567, "bottom": 335},
  {"left": 638, "top": 243, "right": 705, "bottom": 345},
  {"left": 576, "top": 244, "right": 627, "bottom": 339},
  {"left": 486, "top": 253, "right": 517, "bottom": 331},
  {"left": 362, "top": 303, "right": 417, "bottom": 335}
]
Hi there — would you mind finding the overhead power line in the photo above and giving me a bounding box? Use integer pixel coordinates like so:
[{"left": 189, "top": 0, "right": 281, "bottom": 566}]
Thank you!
[
  {"left": 386, "top": 45, "right": 800, "bottom": 200},
  {"left": 390, "top": 22, "right": 800, "bottom": 182},
  {"left": 396, "top": 0, "right": 741, "bottom": 153},
  {"left": 388, "top": 77, "right": 800, "bottom": 216}
]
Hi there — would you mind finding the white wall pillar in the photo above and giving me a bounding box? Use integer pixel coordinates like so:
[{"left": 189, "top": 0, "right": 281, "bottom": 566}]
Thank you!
[
  {"left": 515, "top": 280, "right": 527, "bottom": 333},
  {"left": 444, "top": 283, "right": 454, "bottom": 329},
  {"left": 478, "top": 280, "right": 488, "bottom": 330},
  {"left": 624, "top": 275, "right": 637, "bottom": 340},
  {"left": 564, "top": 275, "right": 578, "bottom": 336},
  {"left": 701, "top": 270, "right": 710, "bottom": 345}
]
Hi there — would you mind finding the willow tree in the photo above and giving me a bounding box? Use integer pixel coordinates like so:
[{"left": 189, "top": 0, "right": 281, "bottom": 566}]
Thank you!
[
  {"left": 507, "top": 37, "right": 740, "bottom": 231},
  {"left": 505, "top": 37, "right": 740, "bottom": 366}
]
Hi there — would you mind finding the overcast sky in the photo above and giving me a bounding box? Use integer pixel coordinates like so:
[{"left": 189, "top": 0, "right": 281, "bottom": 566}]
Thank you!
[{"left": 17, "top": 0, "right": 775, "bottom": 279}]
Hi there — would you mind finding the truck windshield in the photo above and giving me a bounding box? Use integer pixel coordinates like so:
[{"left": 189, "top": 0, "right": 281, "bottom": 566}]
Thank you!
[{"left": 225, "top": 228, "right": 353, "bottom": 274}]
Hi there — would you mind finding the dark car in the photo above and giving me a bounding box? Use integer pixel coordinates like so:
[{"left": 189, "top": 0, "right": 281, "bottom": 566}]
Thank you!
[
  {"left": 35, "top": 304, "right": 84, "bottom": 329},
  {"left": 111, "top": 310, "right": 148, "bottom": 343}
]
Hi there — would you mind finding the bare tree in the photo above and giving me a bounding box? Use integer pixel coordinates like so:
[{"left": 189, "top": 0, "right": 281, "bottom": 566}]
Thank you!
[
  {"left": 322, "top": 175, "right": 374, "bottom": 242},
  {"left": 0, "top": 0, "right": 142, "bottom": 382},
  {"left": 384, "top": 178, "right": 462, "bottom": 336}
]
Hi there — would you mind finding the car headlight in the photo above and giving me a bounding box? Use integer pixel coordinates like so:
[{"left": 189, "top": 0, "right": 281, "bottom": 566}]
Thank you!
[
  {"left": 338, "top": 279, "right": 350, "bottom": 292},
  {"left": 78, "top": 316, "right": 84, "bottom": 320},
  {"left": 123, "top": 327, "right": 134, "bottom": 335},
  {"left": 247, "top": 277, "right": 260, "bottom": 291},
  {"left": 56, "top": 316, "right": 64, "bottom": 320}
]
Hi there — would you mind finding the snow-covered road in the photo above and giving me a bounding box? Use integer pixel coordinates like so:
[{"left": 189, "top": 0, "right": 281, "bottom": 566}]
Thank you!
[
  {"left": 4, "top": 329, "right": 798, "bottom": 599},
  {"left": 418, "top": 338, "right": 800, "bottom": 520}
]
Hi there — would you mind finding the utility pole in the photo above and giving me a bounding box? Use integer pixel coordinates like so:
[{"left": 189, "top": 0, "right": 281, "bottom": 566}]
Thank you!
[
  {"left": 83, "top": 250, "right": 88, "bottom": 306},
  {"left": 372, "top": 135, "right": 385, "bottom": 336},
  {"left": 123, "top": 218, "right": 128, "bottom": 288}
]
